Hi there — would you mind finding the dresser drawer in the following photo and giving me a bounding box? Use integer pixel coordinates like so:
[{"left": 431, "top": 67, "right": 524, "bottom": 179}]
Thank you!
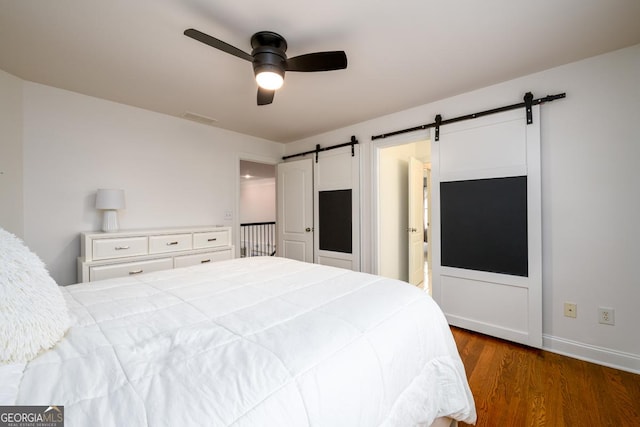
[
  {"left": 174, "top": 252, "right": 215, "bottom": 269},
  {"left": 174, "top": 248, "right": 233, "bottom": 269},
  {"left": 149, "top": 234, "right": 192, "bottom": 254},
  {"left": 89, "top": 258, "right": 173, "bottom": 281},
  {"left": 193, "top": 230, "right": 230, "bottom": 249},
  {"left": 93, "top": 237, "right": 148, "bottom": 260},
  {"left": 210, "top": 248, "right": 233, "bottom": 262}
]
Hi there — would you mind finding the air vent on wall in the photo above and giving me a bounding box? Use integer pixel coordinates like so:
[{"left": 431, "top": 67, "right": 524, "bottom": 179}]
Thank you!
[{"left": 182, "top": 111, "right": 218, "bottom": 126}]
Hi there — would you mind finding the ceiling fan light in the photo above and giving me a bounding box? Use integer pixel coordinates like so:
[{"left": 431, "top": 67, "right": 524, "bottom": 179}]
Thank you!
[{"left": 256, "top": 70, "right": 284, "bottom": 90}]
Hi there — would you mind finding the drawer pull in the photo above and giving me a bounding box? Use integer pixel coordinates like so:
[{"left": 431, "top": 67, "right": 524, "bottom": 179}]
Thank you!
[
  {"left": 115, "top": 246, "right": 130, "bottom": 250},
  {"left": 200, "top": 259, "right": 212, "bottom": 264},
  {"left": 166, "top": 241, "right": 179, "bottom": 246},
  {"left": 129, "top": 269, "right": 144, "bottom": 275},
  {"left": 207, "top": 238, "right": 217, "bottom": 242}
]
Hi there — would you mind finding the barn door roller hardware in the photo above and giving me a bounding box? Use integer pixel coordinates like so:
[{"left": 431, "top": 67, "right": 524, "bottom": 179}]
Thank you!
[
  {"left": 283, "top": 135, "right": 359, "bottom": 163},
  {"left": 434, "top": 114, "right": 442, "bottom": 142},
  {"left": 371, "top": 92, "right": 566, "bottom": 141},
  {"left": 524, "top": 92, "right": 534, "bottom": 124}
]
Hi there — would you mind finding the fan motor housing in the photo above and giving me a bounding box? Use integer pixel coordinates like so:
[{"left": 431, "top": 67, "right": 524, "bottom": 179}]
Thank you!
[
  {"left": 251, "top": 32, "right": 287, "bottom": 79},
  {"left": 250, "top": 31, "right": 287, "bottom": 51},
  {"left": 252, "top": 49, "right": 286, "bottom": 78}
]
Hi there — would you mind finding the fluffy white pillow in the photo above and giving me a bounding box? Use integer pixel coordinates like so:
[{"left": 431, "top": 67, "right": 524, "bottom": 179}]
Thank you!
[{"left": 0, "top": 228, "right": 70, "bottom": 364}]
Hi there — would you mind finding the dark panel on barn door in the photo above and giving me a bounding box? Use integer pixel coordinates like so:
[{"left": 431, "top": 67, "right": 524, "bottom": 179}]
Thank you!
[
  {"left": 318, "top": 189, "right": 352, "bottom": 253},
  {"left": 440, "top": 176, "right": 528, "bottom": 277}
]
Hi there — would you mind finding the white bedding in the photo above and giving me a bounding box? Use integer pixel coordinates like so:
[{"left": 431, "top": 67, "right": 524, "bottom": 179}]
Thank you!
[{"left": 13, "top": 257, "right": 476, "bottom": 426}]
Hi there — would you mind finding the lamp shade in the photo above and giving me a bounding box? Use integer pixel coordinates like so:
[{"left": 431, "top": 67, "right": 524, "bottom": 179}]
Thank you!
[
  {"left": 95, "top": 189, "right": 125, "bottom": 210},
  {"left": 256, "top": 70, "right": 284, "bottom": 90}
]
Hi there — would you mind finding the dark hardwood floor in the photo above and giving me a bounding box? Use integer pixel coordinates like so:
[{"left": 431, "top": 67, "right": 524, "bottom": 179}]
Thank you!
[{"left": 451, "top": 327, "right": 640, "bottom": 426}]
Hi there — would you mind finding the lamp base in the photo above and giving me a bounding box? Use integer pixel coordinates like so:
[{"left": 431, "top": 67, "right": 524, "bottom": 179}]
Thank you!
[{"left": 102, "top": 210, "right": 119, "bottom": 233}]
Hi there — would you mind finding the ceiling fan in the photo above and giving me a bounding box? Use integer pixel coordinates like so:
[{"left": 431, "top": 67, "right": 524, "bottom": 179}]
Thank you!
[{"left": 184, "top": 28, "right": 348, "bottom": 105}]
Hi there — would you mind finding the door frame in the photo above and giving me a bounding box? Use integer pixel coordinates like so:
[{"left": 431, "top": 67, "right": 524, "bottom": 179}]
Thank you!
[
  {"left": 372, "top": 132, "right": 430, "bottom": 277},
  {"left": 235, "top": 153, "right": 280, "bottom": 259}
]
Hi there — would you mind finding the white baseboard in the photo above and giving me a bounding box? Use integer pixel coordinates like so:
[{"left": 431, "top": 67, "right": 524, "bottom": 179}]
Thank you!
[{"left": 543, "top": 334, "right": 640, "bottom": 375}]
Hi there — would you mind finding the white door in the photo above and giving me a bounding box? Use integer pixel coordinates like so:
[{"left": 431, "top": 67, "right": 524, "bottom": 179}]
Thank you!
[
  {"left": 314, "top": 146, "right": 360, "bottom": 271},
  {"left": 431, "top": 106, "right": 542, "bottom": 348},
  {"left": 276, "top": 158, "right": 313, "bottom": 262},
  {"left": 425, "top": 166, "right": 433, "bottom": 293},
  {"left": 408, "top": 157, "right": 425, "bottom": 285}
]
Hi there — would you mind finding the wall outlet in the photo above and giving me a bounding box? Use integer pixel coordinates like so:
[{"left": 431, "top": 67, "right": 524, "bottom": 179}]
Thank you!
[
  {"left": 224, "top": 210, "right": 233, "bottom": 220},
  {"left": 564, "top": 302, "right": 577, "bottom": 318},
  {"left": 598, "top": 307, "right": 615, "bottom": 325}
]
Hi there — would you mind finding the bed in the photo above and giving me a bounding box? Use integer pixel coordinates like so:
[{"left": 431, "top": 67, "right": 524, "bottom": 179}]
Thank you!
[{"left": 1, "top": 236, "right": 476, "bottom": 426}]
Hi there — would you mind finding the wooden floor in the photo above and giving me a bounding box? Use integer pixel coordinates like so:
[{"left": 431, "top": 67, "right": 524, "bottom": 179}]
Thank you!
[{"left": 451, "top": 327, "right": 640, "bottom": 426}]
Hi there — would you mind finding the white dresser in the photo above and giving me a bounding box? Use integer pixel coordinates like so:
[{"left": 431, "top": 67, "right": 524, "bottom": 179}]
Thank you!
[{"left": 78, "top": 226, "right": 233, "bottom": 283}]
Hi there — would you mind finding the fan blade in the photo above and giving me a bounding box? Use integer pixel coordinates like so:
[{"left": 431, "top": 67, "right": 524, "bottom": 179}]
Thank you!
[
  {"left": 286, "top": 51, "right": 347, "bottom": 72},
  {"left": 257, "top": 87, "right": 275, "bottom": 106},
  {"left": 184, "top": 28, "right": 253, "bottom": 62}
]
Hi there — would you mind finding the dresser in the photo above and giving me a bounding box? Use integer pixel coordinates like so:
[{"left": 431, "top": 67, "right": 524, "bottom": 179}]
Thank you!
[{"left": 78, "top": 226, "right": 233, "bottom": 283}]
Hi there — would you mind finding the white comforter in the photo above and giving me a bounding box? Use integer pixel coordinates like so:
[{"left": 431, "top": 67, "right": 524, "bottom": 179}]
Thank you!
[{"left": 13, "top": 257, "right": 475, "bottom": 426}]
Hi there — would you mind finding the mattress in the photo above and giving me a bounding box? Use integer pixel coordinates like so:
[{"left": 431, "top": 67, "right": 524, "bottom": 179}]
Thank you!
[{"left": 11, "top": 256, "right": 476, "bottom": 426}]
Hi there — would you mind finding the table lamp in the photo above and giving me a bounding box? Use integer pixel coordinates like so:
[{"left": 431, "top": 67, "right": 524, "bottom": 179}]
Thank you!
[{"left": 95, "top": 189, "right": 125, "bottom": 232}]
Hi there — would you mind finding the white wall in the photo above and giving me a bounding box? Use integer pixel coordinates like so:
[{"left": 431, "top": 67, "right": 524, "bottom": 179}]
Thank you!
[
  {"left": 285, "top": 44, "right": 640, "bottom": 372},
  {"left": 18, "top": 82, "right": 284, "bottom": 285},
  {"left": 240, "top": 178, "right": 276, "bottom": 223},
  {"left": 0, "top": 69, "right": 24, "bottom": 237}
]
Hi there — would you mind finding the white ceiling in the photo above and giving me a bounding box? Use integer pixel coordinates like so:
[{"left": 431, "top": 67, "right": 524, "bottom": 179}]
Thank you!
[{"left": 1, "top": 1, "right": 639, "bottom": 143}]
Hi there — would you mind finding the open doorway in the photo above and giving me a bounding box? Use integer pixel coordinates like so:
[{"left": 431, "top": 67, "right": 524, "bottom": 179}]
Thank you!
[
  {"left": 375, "top": 139, "right": 431, "bottom": 292},
  {"left": 239, "top": 160, "right": 276, "bottom": 257},
  {"left": 424, "top": 164, "right": 432, "bottom": 292}
]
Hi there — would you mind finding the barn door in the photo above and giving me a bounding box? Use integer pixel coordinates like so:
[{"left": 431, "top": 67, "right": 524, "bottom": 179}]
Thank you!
[
  {"left": 431, "top": 106, "right": 542, "bottom": 348},
  {"left": 314, "top": 145, "right": 360, "bottom": 271},
  {"left": 276, "top": 158, "right": 313, "bottom": 262}
]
